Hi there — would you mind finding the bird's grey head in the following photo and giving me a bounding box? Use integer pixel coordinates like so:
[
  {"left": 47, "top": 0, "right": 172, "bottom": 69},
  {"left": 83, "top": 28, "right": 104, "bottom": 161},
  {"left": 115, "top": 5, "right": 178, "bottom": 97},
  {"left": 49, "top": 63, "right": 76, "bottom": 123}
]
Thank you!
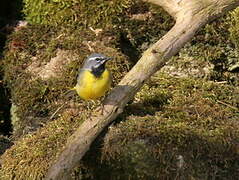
[{"left": 82, "top": 53, "right": 112, "bottom": 77}]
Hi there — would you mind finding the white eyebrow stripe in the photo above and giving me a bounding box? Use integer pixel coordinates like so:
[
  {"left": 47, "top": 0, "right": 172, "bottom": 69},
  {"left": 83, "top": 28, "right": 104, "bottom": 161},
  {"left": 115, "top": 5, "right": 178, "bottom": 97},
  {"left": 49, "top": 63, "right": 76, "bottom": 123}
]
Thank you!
[{"left": 88, "top": 57, "right": 104, "bottom": 61}]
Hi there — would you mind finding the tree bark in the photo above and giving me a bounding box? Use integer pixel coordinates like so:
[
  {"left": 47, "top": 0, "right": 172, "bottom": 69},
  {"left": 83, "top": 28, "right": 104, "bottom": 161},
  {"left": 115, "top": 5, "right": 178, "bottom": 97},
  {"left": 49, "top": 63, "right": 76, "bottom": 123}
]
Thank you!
[{"left": 45, "top": 0, "right": 239, "bottom": 179}]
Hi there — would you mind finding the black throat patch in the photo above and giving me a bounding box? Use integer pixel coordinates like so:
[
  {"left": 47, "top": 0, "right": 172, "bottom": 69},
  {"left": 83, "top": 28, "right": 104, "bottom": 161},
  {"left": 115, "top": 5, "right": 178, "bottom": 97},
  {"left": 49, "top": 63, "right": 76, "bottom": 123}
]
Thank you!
[{"left": 91, "top": 65, "right": 105, "bottom": 78}]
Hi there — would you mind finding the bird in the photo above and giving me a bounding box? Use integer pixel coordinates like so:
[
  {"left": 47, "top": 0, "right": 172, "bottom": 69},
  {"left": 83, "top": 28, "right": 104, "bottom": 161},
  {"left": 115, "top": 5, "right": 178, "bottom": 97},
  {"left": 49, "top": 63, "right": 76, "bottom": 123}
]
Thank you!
[{"left": 73, "top": 53, "right": 112, "bottom": 100}]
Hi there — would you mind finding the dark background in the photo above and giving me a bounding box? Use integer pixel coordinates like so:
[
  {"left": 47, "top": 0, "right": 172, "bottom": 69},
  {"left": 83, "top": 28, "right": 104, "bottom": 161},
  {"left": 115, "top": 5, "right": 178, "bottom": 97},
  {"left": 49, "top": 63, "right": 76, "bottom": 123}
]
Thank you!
[{"left": 0, "top": 0, "right": 23, "bottom": 135}]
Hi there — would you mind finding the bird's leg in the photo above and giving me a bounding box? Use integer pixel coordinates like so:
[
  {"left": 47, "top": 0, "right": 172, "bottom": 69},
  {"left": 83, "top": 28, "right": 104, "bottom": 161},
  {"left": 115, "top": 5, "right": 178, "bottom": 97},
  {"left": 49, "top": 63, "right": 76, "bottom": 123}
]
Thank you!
[
  {"left": 93, "top": 100, "right": 105, "bottom": 115},
  {"left": 100, "top": 97, "right": 107, "bottom": 115},
  {"left": 83, "top": 100, "right": 93, "bottom": 120},
  {"left": 100, "top": 103, "right": 104, "bottom": 115}
]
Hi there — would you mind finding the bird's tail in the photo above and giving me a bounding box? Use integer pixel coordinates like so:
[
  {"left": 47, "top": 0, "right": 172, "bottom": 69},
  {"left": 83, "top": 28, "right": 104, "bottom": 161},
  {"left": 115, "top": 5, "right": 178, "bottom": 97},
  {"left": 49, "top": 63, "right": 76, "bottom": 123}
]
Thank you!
[{"left": 64, "top": 87, "right": 76, "bottom": 98}]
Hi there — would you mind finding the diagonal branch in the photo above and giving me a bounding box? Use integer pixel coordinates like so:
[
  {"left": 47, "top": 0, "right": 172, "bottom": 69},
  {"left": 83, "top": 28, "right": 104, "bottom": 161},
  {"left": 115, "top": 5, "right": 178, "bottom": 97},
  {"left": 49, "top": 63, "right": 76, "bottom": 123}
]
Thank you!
[{"left": 45, "top": 0, "right": 239, "bottom": 179}]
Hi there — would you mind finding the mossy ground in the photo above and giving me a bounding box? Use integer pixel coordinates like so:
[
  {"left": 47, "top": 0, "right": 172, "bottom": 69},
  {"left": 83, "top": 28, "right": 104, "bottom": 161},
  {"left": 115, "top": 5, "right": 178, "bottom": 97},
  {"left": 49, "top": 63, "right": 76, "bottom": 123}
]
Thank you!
[
  {"left": 0, "top": 1, "right": 239, "bottom": 179},
  {"left": 164, "top": 14, "right": 239, "bottom": 85},
  {"left": 22, "top": 0, "right": 136, "bottom": 27},
  {"left": 2, "top": 24, "right": 131, "bottom": 137},
  {"left": 2, "top": 0, "right": 173, "bottom": 137},
  {"left": 1, "top": 72, "right": 238, "bottom": 180},
  {"left": 100, "top": 73, "right": 239, "bottom": 179}
]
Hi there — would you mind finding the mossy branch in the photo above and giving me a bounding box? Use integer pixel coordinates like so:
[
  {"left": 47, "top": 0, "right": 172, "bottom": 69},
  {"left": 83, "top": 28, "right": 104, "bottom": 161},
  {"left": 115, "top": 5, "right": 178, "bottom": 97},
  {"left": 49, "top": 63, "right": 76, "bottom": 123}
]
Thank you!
[{"left": 45, "top": 0, "right": 239, "bottom": 179}]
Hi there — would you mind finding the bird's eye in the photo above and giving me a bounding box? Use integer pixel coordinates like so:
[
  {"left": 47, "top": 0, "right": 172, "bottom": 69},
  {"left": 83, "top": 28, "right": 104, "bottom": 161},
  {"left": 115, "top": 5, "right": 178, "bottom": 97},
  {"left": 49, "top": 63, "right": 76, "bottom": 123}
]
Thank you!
[{"left": 95, "top": 58, "right": 101, "bottom": 61}]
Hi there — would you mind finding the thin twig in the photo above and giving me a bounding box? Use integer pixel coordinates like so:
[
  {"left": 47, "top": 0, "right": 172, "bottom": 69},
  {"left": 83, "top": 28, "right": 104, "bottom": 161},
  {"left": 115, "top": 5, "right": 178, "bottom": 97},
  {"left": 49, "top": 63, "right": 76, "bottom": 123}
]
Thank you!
[
  {"left": 217, "top": 100, "right": 238, "bottom": 111},
  {"left": 50, "top": 103, "right": 66, "bottom": 120}
]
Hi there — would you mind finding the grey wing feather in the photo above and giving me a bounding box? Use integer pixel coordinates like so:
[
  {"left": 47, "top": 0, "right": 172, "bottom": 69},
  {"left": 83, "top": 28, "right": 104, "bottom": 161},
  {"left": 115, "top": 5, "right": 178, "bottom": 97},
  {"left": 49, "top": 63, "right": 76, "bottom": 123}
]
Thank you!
[{"left": 77, "top": 69, "right": 85, "bottom": 86}]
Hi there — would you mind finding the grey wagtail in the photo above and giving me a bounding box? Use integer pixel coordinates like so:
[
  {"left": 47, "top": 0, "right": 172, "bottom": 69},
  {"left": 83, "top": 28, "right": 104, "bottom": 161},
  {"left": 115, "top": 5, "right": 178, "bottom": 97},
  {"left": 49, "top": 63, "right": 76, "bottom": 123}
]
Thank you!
[
  {"left": 73, "top": 53, "right": 112, "bottom": 100},
  {"left": 50, "top": 53, "right": 112, "bottom": 119}
]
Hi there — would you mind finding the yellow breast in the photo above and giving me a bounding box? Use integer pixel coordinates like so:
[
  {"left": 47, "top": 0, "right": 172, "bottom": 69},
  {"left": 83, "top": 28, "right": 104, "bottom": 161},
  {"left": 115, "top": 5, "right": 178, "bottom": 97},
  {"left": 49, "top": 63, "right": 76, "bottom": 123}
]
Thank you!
[{"left": 74, "top": 69, "right": 111, "bottom": 100}]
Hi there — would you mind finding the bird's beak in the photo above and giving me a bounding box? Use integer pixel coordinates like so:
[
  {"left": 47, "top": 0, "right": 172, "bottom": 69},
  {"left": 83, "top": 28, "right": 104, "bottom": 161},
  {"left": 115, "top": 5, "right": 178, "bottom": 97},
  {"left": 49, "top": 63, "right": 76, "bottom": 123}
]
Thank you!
[
  {"left": 105, "top": 57, "right": 112, "bottom": 61},
  {"left": 101, "top": 57, "right": 112, "bottom": 64}
]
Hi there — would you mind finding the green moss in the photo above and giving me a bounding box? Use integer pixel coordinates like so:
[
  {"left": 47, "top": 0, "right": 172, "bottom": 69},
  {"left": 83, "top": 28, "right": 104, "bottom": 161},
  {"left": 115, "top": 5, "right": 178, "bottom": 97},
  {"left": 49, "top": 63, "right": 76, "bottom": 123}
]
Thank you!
[
  {"left": 113, "top": 141, "right": 159, "bottom": 179},
  {"left": 22, "top": 0, "right": 174, "bottom": 61},
  {"left": 0, "top": 111, "right": 85, "bottom": 180},
  {"left": 227, "top": 8, "right": 239, "bottom": 73},
  {"left": 23, "top": 0, "right": 136, "bottom": 27},
  {"left": 2, "top": 24, "right": 131, "bottom": 137},
  {"left": 229, "top": 8, "right": 239, "bottom": 48},
  {"left": 111, "top": 3, "right": 174, "bottom": 61},
  {"left": 171, "top": 14, "right": 239, "bottom": 84},
  {"left": 1, "top": 61, "right": 238, "bottom": 179},
  {"left": 100, "top": 73, "right": 239, "bottom": 179},
  {"left": 1, "top": 1, "right": 238, "bottom": 179}
]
